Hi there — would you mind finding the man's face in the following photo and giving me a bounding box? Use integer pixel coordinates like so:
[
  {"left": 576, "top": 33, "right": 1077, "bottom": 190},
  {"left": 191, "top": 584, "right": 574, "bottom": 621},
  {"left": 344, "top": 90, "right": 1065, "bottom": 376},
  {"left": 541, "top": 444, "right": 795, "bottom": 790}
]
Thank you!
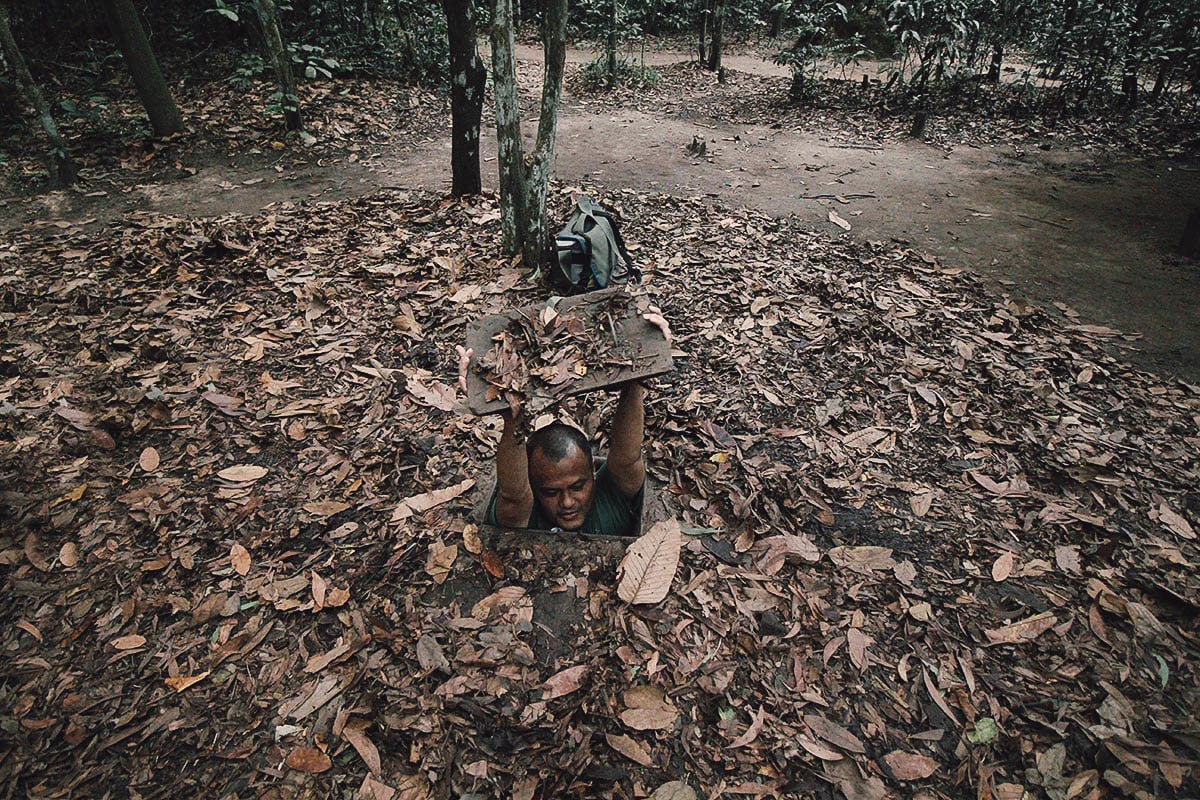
[{"left": 528, "top": 445, "right": 595, "bottom": 531}]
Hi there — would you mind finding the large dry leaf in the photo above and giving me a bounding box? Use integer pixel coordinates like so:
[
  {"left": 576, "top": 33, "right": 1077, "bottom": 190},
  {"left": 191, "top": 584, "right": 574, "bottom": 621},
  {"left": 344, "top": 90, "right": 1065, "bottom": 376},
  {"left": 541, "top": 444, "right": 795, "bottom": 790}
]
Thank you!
[
  {"left": 424, "top": 541, "right": 457, "bottom": 585},
  {"left": 164, "top": 672, "right": 210, "bottom": 692},
  {"left": 1156, "top": 502, "right": 1195, "bottom": 540},
  {"left": 415, "top": 635, "right": 450, "bottom": 673},
  {"left": 842, "top": 427, "right": 886, "bottom": 450},
  {"left": 606, "top": 733, "right": 653, "bottom": 766},
  {"left": 217, "top": 464, "right": 268, "bottom": 482},
  {"left": 471, "top": 586, "right": 532, "bottom": 624},
  {"left": 541, "top": 664, "right": 589, "bottom": 700},
  {"left": 303, "top": 500, "right": 351, "bottom": 517},
  {"left": 984, "top": 611, "right": 1057, "bottom": 645},
  {"left": 138, "top": 446, "right": 160, "bottom": 472},
  {"left": 392, "top": 478, "right": 474, "bottom": 522},
  {"left": 620, "top": 685, "right": 679, "bottom": 731},
  {"left": 617, "top": 519, "right": 682, "bottom": 605},
  {"left": 728, "top": 706, "right": 767, "bottom": 748},
  {"left": 804, "top": 714, "right": 866, "bottom": 754},
  {"left": 991, "top": 551, "right": 1015, "bottom": 582},
  {"left": 797, "top": 733, "right": 844, "bottom": 761},
  {"left": 341, "top": 718, "right": 382, "bottom": 775},
  {"left": 884, "top": 751, "right": 940, "bottom": 780},
  {"left": 651, "top": 782, "right": 697, "bottom": 800},
  {"left": 230, "top": 542, "right": 251, "bottom": 576},
  {"left": 285, "top": 746, "right": 332, "bottom": 774},
  {"left": 827, "top": 546, "right": 895, "bottom": 574},
  {"left": 405, "top": 374, "right": 458, "bottom": 411}
]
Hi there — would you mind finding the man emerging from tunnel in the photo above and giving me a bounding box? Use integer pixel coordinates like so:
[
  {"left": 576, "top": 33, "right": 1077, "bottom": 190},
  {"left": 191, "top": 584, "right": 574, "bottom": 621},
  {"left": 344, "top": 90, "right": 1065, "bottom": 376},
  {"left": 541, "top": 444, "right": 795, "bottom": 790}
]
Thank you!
[{"left": 486, "top": 382, "right": 646, "bottom": 536}]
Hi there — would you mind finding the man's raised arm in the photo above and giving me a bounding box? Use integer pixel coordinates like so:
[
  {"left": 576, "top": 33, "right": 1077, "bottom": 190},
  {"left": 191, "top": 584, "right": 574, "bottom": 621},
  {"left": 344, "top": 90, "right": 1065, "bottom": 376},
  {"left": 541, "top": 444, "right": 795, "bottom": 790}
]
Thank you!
[
  {"left": 459, "top": 344, "right": 532, "bottom": 527},
  {"left": 606, "top": 382, "right": 646, "bottom": 498},
  {"left": 493, "top": 408, "right": 534, "bottom": 527}
]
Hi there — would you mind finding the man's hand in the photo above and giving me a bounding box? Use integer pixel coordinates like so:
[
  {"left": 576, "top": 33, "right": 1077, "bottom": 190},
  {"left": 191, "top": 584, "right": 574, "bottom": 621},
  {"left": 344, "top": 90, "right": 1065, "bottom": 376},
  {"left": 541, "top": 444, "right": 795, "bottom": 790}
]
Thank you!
[
  {"left": 642, "top": 305, "right": 671, "bottom": 346},
  {"left": 456, "top": 345, "right": 474, "bottom": 394}
]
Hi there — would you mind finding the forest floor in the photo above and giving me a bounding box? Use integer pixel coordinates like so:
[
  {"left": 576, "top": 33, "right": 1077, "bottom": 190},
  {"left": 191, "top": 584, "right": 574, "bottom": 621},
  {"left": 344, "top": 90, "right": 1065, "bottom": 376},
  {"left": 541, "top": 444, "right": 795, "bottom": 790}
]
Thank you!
[
  {"left": 3, "top": 42, "right": 1198, "bottom": 380},
  {"left": 2, "top": 39, "right": 1199, "bottom": 800}
]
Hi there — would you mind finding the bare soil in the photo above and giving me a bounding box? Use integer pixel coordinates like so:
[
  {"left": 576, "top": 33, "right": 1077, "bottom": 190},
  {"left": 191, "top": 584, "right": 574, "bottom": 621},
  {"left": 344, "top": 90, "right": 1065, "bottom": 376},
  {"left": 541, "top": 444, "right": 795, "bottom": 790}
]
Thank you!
[{"left": 4, "top": 44, "right": 1198, "bottom": 380}]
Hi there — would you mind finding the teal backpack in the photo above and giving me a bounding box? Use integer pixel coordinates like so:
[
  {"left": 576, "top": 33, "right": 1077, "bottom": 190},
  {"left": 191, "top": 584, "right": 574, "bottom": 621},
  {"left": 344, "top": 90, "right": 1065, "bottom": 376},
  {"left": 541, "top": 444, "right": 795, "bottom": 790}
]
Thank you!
[{"left": 551, "top": 196, "right": 639, "bottom": 294}]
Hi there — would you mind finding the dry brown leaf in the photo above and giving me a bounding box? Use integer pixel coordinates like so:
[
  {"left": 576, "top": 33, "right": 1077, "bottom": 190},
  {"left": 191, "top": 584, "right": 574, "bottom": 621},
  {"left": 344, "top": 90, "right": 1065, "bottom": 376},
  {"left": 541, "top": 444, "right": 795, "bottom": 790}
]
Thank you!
[
  {"left": 1156, "top": 502, "right": 1195, "bottom": 539},
  {"left": 884, "top": 751, "right": 940, "bottom": 780},
  {"left": 462, "top": 523, "right": 482, "bottom": 554},
  {"left": 341, "top": 718, "right": 382, "bottom": 775},
  {"left": 392, "top": 479, "right": 474, "bottom": 522},
  {"left": 303, "top": 500, "right": 351, "bottom": 517},
  {"left": 541, "top": 664, "right": 589, "bottom": 700},
  {"left": 620, "top": 685, "right": 679, "bottom": 731},
  {"left": 311, "top": 571, "right": 329, "bottom": 608},
  {"left": 425, "top": 540, "right": 457, "bottom": 585},
  {"left": 991, "top": 551, "right": 1015, "bottom": 582},
  {"left": 58, "top": 542, "right": 79, "bottom": 568},
  {"left": 842, "top": 427, "right": 886, "bottom": 450},
  {"left": 23, "top": 534, "right": 49, "bottom": 572},
  {"left": 828, "top": 545, "right": 895, "bottom": 574},
  {"left": 909, "top": 492, "right": 933, "bottom": 517},
  {"left": 405, "top": 374, "right": 458, "bottom": 411},
  {"left": 358, "top": 775, "right": 398, "bottom": 800},
  {"left": 984, "top": 611, "right": 1057, "bottom": 645},
  {"left": 415, "top": 635, "right": 450, "bottom": 673},
  {"left": 617, "top": 518, "right": 682, "bottom": 605},
  {"left": 827, "top": 209, "right": 852, "bottom": 230},
  {"left": 285, "top": 746, "right": 332, "bottom": 774},
  {"left": 847, "top": 628, "right": 872, "bottom": 670},
  {"left": 1055, "top": 545, "right": 1082, "bottom": 574},
  {"left": 138, "top": 446, "right": 160, "bottom": 472},
  {"left": 606, "top": 733, "right": 654, "bottom": 766},
  {"left": 111, "top": 634, "right": 146, "bottom": 650},
  {"left": 728, "top": 706, "right": 767, "bottom": 748},
  {"left": 797, "top": 733, "right": 844, "bottom": 761},
  {"left": 230, "top": 542, "right": 251, "bottom": 576},
  {"left": 471, "top": 586, "right": 532, "bottom": 623},
  {"left": 804, "top": 714, "right": 866, "bottom": 753},
  {"left": 164, "top": 672, "right": 210, "bottom": 692},
  {"left": 650, "top": 782, "right": 697, "bottom": 800},
  {"left": 217, "top": 464, "right": 268, "bottom": 483}
]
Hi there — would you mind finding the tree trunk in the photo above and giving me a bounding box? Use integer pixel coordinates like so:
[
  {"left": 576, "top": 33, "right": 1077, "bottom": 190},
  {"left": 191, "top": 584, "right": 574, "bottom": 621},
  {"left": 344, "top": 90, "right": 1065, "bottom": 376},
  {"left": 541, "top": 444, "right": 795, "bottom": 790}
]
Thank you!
[
  {"left": 490, "top": 0, "right": 567, "bottom": 269},
  {"left": 707, "top": 0, "right": 725, "bottom": 72},
  {"left": 1121, "top": 0, "right": 1151, "bottom": 107},
  {"left": 1180, "top": 208, "right": 1200, "bottom": 258},
  {"left": 253, "top": 0, "right": 302, "bottom": 132},
  {"left": 0, "top": 4, "right": 77, "bottom": 186},
  {"left": 697, "top": 2, "right": 708, "bottom": 64},
  {"left": 986, "top": 40, "right": 1003, "bottom": 83},
  {"left": 442, "top": 0, "right": 485, "bottom": 196},
  {"left": 104, "top": 0, "right": 182, "bottom": 136},
  {"left": 769, "top": 8, "right": 783, "bottom": 39},
  {"left": 605, "top": 0, "right": 618, "bottom": 90}
]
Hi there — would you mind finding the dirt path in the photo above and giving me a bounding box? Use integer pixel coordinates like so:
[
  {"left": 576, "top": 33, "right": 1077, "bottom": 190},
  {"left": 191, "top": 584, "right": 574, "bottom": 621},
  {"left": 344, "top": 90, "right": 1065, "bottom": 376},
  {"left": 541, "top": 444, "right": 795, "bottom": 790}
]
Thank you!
[{"left": 8, "top": 45, "right": 1198, "bottom": 380}]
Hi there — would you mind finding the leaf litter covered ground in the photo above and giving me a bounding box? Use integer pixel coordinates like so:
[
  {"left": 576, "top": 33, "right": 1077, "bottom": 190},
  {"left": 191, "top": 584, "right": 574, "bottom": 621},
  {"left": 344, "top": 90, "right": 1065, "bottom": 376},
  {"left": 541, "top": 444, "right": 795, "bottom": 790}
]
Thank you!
[{"left": 1, "top": 186, "right": 1199, "bottom": 799}]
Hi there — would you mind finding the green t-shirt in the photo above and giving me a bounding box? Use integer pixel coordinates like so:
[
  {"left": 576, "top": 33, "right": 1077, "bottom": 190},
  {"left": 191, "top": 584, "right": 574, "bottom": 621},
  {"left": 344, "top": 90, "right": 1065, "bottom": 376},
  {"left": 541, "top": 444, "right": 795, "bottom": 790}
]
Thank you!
[{"left": 487, "top": 463, "right": 642, "bottom": 536}]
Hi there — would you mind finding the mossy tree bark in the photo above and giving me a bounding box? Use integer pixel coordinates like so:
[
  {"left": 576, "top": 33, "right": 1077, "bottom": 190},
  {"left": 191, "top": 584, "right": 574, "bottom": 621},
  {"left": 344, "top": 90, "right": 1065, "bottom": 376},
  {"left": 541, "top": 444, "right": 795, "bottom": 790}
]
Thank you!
[
  {"left": 442, "top": 0, "right": 486, "bottom": 196},
  {"left": 104, "top": 0, "right": 183, "bottom": 136},
  {"left": 490, "top": 0, "right": 567, "bottom": 270},
  {"left": 0, "top": 3, "right": 77, "bottom": 186},
  {"left": 253, "top": 0, "right": 302, "bottom": 132}
]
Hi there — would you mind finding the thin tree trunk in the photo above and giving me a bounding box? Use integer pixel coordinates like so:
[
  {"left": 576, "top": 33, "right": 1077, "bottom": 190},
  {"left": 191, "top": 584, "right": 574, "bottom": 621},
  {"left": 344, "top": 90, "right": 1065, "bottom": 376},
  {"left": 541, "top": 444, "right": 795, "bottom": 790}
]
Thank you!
[
  {"left": 490, "top": 0, "right": 567, "bottom": 269},
  {"left": 707, "top": 0, "right": 725, "bottom": 72},
  {"left": 1121, "top": 0, "right": 1151, "bottom": 107},
  {"left": 442, "top": 0, "right": 485, "bottom": 196},
  {"left": 605, "top": 0, "right": 618, "bottom": 90},
  {"left": 769, "top": 7, "right": 783, "bottom": 39},
  {"left": 491, "top": 0, "right": 526, "bottom": 257},
  {"left": 987, "top": 40, "right": 1003, "bottom": 83},
  {"left": 253, "top": 0, "right": 302, "bottom": 132},
  {"left": 0, "top": 4, "right": 77, "bottom": 186},
  {"left": 104, "top": 0, "right": 183, "bottom": 136}
]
